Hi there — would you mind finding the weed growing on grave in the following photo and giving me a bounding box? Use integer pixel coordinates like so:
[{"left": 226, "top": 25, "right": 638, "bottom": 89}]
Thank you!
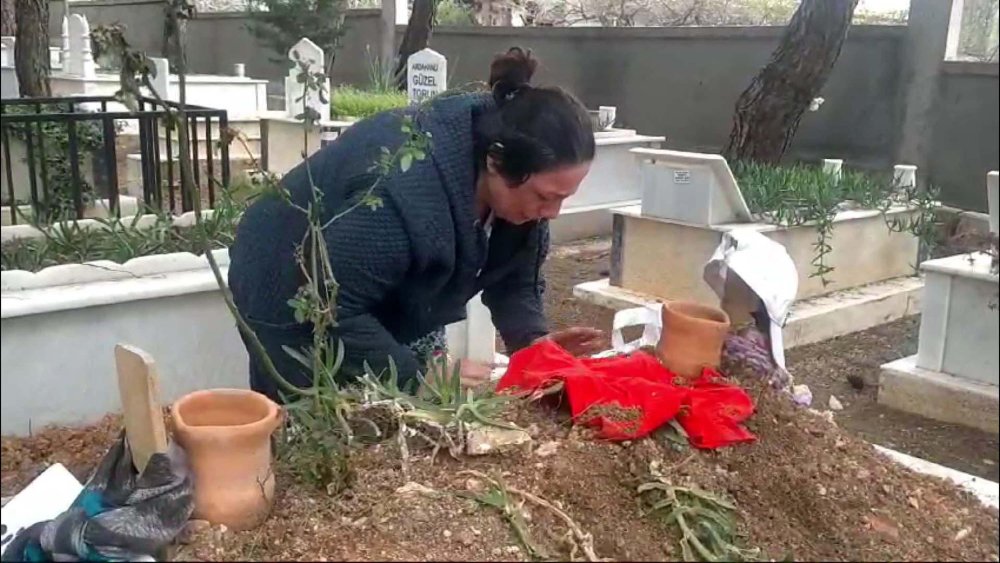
[
  {"left": 733, "top": 161, "right": 940, "bottom": 286},
  {"left": 639, "top": 462, "right": 761, "bottom": 562},
  {"left": 0, "top": 189, "right": 245, "bottom": 272},
  {"left": 458, "top": 470, "right": 606, "bottom": 562},
  {"left": 357, "top": 356, "right": 516, "bottom": 464}
]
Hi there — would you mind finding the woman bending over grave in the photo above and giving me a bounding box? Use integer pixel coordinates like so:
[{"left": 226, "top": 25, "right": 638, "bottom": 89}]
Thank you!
[{"left": 228, "top": 47, "right": 604, "bottom": 401}]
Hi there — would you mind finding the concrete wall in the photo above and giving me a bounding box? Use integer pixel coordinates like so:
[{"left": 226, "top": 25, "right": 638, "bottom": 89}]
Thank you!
[
  {"left": 928, "top": 62, "right": 1000, "bottom": 210},
  {"left": 420, "top": 26, "right": 906, "bottom": 168},
  {"left": 47, "top": 1, "right": 1000, "bottom": 211},
  {"left": 54, "top": 0, "right": 165, "bottom": 57},
  {"left": 55, "top": 1, "right": 383, "bottom": 83}
]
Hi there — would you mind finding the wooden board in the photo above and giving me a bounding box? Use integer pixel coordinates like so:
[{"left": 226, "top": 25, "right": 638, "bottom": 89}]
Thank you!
[{"left": 114, "top": 344, "right": 169, "bottom": 474}]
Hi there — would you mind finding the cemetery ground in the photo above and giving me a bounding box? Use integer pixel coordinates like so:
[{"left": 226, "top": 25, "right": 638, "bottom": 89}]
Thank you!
[
  {"left": 541, "top": 236, "right": 1000, "bottom": 483},
  {"left": 3, "top": 235, "right": 999, "bottom": 562}
]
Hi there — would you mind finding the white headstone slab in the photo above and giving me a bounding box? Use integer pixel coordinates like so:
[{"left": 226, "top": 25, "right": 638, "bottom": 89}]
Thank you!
[
  {"left": 149, "top": 57, "right": 170, "bottom": 101},
  {"left": 395, "top": 0, "right": 409, "bottom": 24},
  {"left": 407, "top": 48, "right": 447, "bottom": 105},
  {"left": 61, "top": 17, "right": 70, "bottom": 69},
  {"left": 283, "top": 38, "right": 329, "bottom": 121},
  {"left": 289, "top": 37, "right": 323, "bottom": 67},
  {"left": 0, "top": 37, "right": 13, "bottom": 67},
  {"left": 633, "top": 148, "right": 753, "bottom": 226},
  {"left": 893, "top": 164, "right": 917, "bottom": 190},
  {"left": 67, "top": 14, "right": 95, "bottom": 78},
  {"left": 988, "top": 171, "right": 998, "bottom": 235},
  {"left": 822, "top": 158, "right": 843, "bottom": 184}
]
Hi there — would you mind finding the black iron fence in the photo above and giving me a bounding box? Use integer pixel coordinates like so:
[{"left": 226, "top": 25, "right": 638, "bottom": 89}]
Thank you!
[{"left": 0, "top": 96, "right": 230, "bottom": 225}]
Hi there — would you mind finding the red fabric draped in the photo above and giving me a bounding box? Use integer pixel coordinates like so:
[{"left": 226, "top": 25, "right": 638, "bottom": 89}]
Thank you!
[{"left": 497, "top": 340, "right": 756, "bottom": 448}]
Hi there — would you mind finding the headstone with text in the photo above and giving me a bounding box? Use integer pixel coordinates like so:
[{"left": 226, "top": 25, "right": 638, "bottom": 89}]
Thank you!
[{"left": 407, "top": 48, "right": 447, "bottom": 105}]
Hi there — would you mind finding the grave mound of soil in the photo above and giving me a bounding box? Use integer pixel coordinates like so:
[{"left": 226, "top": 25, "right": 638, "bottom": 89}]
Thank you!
[{"left": 3, "top": 375, "right": 998, "bottom": 562}]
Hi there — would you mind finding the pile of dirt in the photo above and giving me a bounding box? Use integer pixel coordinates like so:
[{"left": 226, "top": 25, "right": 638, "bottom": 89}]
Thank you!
[
  {"left": 1, "top": 414, "right": 120, "bottom": 496},
  {"left": 3, "top": 373, "right": 997, "bottom": 562}
]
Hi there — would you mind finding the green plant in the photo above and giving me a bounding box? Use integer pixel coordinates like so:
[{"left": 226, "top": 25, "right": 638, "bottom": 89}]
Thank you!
[
  {"left": 362, "top": 355, "right": 515, "bottom": 438},
  {"left": 0, "top": 190, "right": 244, "bottom": 272},
  {"left": 732, "top": 161, "right": 940, "bottom": 285},
  {"left": 459, "top": 474, "right": 545, "bottom": 558},
  {"left": 363, "top": 44, "right": 397, "bottom": 94},
  {"left": 435, "top": 0, "right": 477, "bottom": 26},
  {"left": 458, "top": 470, "right": 604, "bottom": 562},
  {"left": 2, "top": 103, "right": 108, "bottom": 222},
  {"left": 331, "top": 86, "right": 408, "bottom": 120},
  {"left": 639, "top": 467, "right": 760, "bottom": 562},
  {"left": 245, "top": 0, "right": 349, "bottom": 77}
]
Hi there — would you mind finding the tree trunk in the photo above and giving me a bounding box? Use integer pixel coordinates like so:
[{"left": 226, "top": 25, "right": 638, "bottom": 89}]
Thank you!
[
  {"left": 723, "top": 0, "right": 859, "bottom": 164},
  {"left": 1, "top": 0, "right": 16, "bottom": 36},
  {"left": 393, "top": 0, "right": 435, "bottom": 90},
  {"left": 14, "top": 0, "right": 50, "bottom": 97}
]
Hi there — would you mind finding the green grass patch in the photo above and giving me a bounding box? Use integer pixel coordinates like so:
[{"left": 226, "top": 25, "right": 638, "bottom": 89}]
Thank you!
[
  {"left": 331, "top": 87, "right": 408, "bottom": 120},
  {"left": 728, "top": 161, "right": 939, "bottom": 285},
  {"left": 1, "top": 189, "right": 247, "bottom": 272}
]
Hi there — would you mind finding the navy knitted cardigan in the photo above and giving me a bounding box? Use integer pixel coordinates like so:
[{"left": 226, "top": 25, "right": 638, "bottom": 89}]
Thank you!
[{"left": 228, "top": 92, "right": 549, "bottom": 384}]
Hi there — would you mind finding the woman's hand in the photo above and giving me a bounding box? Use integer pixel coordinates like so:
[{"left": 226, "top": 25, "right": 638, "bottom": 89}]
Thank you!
[
  {"left": 539, "top": 327, "right": 606, "bottom": 357},
  {"left": 423, "top": 355, "right": 496, "bottom": 392},
  {"left": 457, "top": 358, "right": 496, "bottom": 389}
]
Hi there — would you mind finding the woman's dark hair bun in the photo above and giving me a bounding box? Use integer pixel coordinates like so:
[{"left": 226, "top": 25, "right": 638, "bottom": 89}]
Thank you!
[
  {"left": 475, "top": 45, "right": 594, "bottom": 187},
  {"left": 489, "top": 47, "right": 538, "bottom": 103}
]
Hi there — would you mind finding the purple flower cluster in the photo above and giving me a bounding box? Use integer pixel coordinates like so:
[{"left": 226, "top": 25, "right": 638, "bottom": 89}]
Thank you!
[{"left": 722, "top": 326, "right": 792, "bottom": 391}]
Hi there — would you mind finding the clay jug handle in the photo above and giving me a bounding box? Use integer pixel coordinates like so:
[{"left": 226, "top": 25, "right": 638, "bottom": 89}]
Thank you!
[{"left": 264, "top": 404, "right": 285, "bottom": 434}]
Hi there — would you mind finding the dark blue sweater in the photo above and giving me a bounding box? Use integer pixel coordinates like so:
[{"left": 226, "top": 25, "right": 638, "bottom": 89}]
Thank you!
[{"left": 228, "top": 93, "right": 549, "bottom": 385}]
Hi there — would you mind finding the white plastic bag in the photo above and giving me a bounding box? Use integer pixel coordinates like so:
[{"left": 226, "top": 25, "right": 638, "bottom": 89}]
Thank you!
[
  {"left": 703, "top": 229, "right": 798, "bottom": 368},
  {"left": 609, "top": 304, "right": 662, "bottom": 354}
]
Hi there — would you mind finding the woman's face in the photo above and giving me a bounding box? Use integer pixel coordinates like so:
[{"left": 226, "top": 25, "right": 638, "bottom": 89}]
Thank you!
[{"left": 482, "top": 160, "right": 592, "bottom": 225}]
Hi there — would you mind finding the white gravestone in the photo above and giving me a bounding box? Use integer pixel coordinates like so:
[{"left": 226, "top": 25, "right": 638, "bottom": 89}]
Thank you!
[
  {"left": 149, "top": 57, "right": 170, "bottom": 101},
  {"left": 283, "top": 38, "right": 329, "bottom": 122},
  {"left": 0, "top": 37, "right": 13, "bottom": 67},
  {"left": 988, "top": 171, "right": 998, "bottom": 235},
  {"left": 0, "top": 38, "right": 16, "bottom": 99},
  {"left": 822, "top": 158, "right": 843, "bottom": 184},
  {"left": 407, "top": 48, "right": 446, "bottom": 105},
  {"left": 893, "top": 164, "right": 917, "bottom": 190},
  {"left": 67, "top": 14, "right": 96, "bottom": 78},
  {"left": 61, "top": 17, "right": 71, "bottom": 70}
]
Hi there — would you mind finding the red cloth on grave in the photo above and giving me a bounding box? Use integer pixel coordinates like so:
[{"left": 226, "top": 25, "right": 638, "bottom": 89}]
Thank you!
[{"left": 496, "top": 340, "right": 756, "bottom": 448}]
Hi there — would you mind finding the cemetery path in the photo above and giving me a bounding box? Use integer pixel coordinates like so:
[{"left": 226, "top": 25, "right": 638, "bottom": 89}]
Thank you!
[
  {"left": 542, "top": 238, "right": 999, "bottom": 483},
  {"left": 787, "top": 319, "right": 999, "bottom": 482}
]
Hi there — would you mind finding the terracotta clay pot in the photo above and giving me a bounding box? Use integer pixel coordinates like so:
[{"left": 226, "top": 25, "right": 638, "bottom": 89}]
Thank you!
[
  {"left": 171, "top": 389, "right": 282, "bottom": 531},
  {"left": 657, "top": 301, "right": 731, "bottom": 381}
]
